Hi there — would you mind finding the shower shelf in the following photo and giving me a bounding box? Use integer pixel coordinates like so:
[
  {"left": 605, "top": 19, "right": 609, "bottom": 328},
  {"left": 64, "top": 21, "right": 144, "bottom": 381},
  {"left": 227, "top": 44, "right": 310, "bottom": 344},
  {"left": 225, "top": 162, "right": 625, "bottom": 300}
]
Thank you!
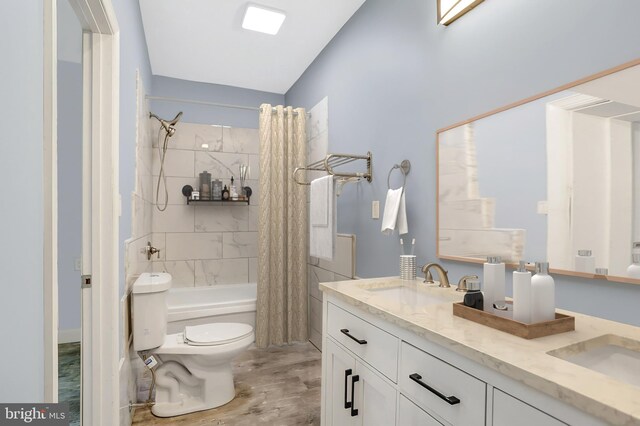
[{"left": 185, "top": 198, "right": 250, "bottom": 205}]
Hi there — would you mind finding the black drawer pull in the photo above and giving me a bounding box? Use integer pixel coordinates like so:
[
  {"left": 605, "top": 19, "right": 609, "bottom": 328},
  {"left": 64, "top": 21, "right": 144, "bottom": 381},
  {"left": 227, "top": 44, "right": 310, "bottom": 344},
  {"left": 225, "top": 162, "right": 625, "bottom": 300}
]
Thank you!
[
  {"left": 350, "top": 374, "right": 360, "bottom": 417},
  {"left": 409, "top": 373, "right": 460, "bottom": 405},
  {"left": 340, "top": 328, "right": 367, "bottom": 345},
  {"left": 344, "top": 369, "right": 352, "bottom": 409}
]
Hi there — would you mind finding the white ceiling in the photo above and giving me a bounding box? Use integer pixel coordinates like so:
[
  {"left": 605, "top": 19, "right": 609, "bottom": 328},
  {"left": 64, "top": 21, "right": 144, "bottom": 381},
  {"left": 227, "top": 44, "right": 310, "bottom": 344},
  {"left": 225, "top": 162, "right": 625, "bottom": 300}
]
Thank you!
[{"left": 139, "top": 0, "right": 366, "bottom": 94}]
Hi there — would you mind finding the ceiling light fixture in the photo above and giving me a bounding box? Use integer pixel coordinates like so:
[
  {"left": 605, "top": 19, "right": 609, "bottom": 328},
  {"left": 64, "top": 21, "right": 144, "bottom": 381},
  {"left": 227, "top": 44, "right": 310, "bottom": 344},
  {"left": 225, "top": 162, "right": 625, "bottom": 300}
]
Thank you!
[
  {"left": 438, "top": 0, "right": 484, "bottom": 25},
  {"left": 242, "top": 4, "right": 286, "bottom": 35}
]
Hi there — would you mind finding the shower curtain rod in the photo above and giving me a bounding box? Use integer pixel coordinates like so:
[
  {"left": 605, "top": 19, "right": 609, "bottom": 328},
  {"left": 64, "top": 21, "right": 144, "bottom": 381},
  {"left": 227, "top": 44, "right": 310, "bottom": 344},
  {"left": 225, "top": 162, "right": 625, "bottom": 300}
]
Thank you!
[{"left": 146, "top": 96, "right": 310, "bottom": 116}]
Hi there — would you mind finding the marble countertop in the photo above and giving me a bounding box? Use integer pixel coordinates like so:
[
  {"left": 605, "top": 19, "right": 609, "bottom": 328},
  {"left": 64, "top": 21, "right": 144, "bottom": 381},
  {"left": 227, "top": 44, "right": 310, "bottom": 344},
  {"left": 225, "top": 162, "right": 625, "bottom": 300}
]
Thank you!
[{"left": 320, "top": 277, "right": 640, "bottom": 425}]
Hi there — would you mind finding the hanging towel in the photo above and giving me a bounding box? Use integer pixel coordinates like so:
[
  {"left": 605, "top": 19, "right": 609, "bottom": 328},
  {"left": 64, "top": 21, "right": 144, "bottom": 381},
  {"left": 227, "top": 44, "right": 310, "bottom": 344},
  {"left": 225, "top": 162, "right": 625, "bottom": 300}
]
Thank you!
[
  {"left": 310, "top": 175, "right": 330, "bottom": 226},
  {"left": 310, "top": 176, "right": 335, "bottom": 260},
  {"left": 381, "top": 187, "right": 408, "bottom": 235}
]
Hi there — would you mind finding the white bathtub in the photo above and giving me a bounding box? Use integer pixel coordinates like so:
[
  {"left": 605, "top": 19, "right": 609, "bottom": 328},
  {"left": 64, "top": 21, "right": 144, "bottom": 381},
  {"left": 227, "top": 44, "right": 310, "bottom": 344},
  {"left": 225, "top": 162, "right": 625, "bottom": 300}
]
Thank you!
[{"left": 166, "top": 283, "right": 257, "bottom": 334}]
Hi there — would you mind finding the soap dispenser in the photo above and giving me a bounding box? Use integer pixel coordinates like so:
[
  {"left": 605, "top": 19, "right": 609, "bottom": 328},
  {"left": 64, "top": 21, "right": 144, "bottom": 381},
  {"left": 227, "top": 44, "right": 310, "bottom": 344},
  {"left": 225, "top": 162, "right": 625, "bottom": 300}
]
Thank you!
[
  {"left": 512, "top": 261, "right": 532, "bottom": 324},
  {"left": 626, "top": 242, "right": 640, "bottom": 279},
  {"left": 483, "top": 256, "right": 505, "bottom": 313},
  {"left": 531, "top": 262, "right": 555, "bottom": 323}
]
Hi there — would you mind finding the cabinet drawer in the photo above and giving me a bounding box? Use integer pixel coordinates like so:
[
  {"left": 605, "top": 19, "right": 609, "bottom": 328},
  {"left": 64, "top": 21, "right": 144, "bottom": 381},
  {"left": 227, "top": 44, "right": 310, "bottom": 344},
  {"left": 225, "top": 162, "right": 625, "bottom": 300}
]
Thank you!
[
  {"left": 398, "top": 395, "right": 443, "bottom": 426},
  {"left": 399, "top": 342, "right": 486, "bottom": 426},
  {"left": 493, "top": 389, "right": 566, "bottom": 426},
  {"left": 327, "top": 303, "right": 399, "bottom": 381}
]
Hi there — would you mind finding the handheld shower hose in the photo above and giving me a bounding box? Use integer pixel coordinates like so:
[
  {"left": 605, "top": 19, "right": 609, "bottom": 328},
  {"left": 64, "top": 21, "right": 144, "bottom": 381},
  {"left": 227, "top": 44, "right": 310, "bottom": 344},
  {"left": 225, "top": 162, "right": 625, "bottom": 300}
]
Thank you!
[{"left": 150, "top": 112, "right": 183, "bottom": 211}]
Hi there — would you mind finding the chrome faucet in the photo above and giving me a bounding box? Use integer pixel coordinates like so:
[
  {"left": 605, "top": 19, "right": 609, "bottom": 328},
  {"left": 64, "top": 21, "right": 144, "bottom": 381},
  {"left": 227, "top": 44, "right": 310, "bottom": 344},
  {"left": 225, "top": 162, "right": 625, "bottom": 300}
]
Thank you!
[
  {"left": 421, "top": 263, "right": 450, "bottom": 288},
  {"left": 143, "top": 241, "right": 161, "bottom": 260}
]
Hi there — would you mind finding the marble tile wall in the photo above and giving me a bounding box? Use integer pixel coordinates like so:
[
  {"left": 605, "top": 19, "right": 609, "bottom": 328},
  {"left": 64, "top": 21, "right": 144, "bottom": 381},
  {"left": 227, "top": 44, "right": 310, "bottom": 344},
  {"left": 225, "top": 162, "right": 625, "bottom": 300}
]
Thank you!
[
  {"left": 150, "top": 121, "right": 260, "bottom": 287},
  {"left": 305, "top": 97, "right": 356, "bottom": 350}
]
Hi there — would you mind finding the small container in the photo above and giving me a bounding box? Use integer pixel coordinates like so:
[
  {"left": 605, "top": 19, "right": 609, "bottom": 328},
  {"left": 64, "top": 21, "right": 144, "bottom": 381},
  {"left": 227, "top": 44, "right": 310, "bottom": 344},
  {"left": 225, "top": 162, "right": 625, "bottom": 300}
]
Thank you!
[
  {"left": 575, "top": 249, "right": 595, "bottom": 273},
  {"left": 399, "top": 255, "right": 416, "bottom": 280},
  {"left": 463, "top": 278, "right": 483, "bottom": 310},
  {"left": 483, "top": 256, "right": 505, "bottom": 313},
  {"left": 212, "top": 179, "right": 222, "bottom": 201},
  {"left": 222, "top": 185, "right": 230, "bottom": 201},
  {"left": 513, "top": 260, "right": 532, "bottom": 324},
  {"left": 191, "top": 190, "right": 200, "bottom": 200},
  {"left": 627, "top": 243, "right": 640, "bottom": 279},
  {"left": 531, "top": 262, "right": 555, "bottom": 323},
  {"left": 199, "top": 171, "right": 211, "bottom": 200},
  {"left": 230, "top": 176, "right": 238, "bottom": 200}
]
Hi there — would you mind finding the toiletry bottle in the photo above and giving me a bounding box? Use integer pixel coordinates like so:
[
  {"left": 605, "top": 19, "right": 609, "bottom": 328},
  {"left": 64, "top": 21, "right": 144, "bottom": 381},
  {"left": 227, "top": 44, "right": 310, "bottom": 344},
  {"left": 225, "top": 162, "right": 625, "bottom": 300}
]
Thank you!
[
  {"left": 230, "top": 176, "right": 238, "bottom": 200},
  {"left": 463, "top": 278, "right": 483, "bottom": 310},
  {"left": 627, "top": 242, "right": 640, "bottom": 279},
  {"left": 199, "top": 171, "right": 211, "bottom": 200},
  {"left": 530, "top": 262, "right": 555, "bottom": 323},
  {"left": 222, "top": 185, "right": 230, "bottom": 201},
  {"left": 512, "top": 260, "right": 532, "bottom": 324},
  {"left": 212, "top": 179, "right": 222, "bottom": 201},
  {"left": 483, "top": 256, "right": 505, "bottom": 313},
  {"left": 574, "top": 249, "right": 595, "bottom": 273}
]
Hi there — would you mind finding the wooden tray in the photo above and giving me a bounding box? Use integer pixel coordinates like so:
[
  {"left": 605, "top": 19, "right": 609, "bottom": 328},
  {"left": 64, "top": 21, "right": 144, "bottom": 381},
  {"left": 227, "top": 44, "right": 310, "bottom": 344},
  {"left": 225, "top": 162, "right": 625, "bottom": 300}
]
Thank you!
[{"left": 452, "top": 302, "right": 575, "bottom": 339}]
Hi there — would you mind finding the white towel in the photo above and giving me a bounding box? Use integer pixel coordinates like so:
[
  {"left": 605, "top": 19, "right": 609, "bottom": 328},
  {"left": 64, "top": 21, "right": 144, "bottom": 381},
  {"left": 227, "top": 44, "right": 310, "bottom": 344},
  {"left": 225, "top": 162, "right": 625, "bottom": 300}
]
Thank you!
[
  {"left": 310, "top": 176, "right": 335, "bottom": 260},
  {"left": 310, "top": 175, "right": 330, "bottom": 226},
  {"left": 381, "top": 187, "right": 408, "bottom": 235}
]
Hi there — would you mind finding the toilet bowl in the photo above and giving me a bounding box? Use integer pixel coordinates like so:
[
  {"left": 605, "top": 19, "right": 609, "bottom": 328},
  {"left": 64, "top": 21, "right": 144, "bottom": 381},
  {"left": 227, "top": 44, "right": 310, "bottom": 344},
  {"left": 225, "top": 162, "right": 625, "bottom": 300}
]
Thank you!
[
  {"left": 149, "top": 323, "right": 254, "bottom": 417},
  {"left": 132, "top": 273, "right": 254, "bottom": 417}
]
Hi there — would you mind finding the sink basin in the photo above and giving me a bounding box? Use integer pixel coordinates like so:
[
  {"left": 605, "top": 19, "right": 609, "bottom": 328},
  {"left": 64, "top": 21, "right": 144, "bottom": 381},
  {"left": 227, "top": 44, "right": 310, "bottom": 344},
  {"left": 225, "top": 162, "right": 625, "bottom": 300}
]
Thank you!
[
  {"left": 548, "top": 334, "right": 640, "bottom": 388},
  {"left": 365, "top": 285, "right": 453, "bottom": 306}
]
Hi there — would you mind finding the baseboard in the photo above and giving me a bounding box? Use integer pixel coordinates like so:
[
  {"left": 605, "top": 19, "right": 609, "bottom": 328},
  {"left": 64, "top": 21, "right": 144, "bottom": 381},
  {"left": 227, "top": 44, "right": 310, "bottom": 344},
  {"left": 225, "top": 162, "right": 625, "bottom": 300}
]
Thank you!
[{"left": 58, "top": 328, "right": 81, "bottom": 343}]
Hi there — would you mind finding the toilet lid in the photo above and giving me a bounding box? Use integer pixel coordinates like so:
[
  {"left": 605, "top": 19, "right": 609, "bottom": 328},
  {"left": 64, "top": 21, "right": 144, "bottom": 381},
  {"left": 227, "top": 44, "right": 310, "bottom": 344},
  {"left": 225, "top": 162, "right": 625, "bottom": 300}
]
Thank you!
[{"left": 183, "top": 323, "right": 253, "bottom": 346}]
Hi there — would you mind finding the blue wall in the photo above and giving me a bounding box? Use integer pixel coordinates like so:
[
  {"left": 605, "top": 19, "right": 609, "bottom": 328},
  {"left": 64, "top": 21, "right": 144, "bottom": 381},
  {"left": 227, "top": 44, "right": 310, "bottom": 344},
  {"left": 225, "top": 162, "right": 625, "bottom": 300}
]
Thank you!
[
  {"left": 285, "top": 0, "right": 640, "bottom": 325},
  {"left": 57, "top": 60, "right": 83, "bottom": 333},
  {"left": 151, "top": 76, "right": 284, "bottom": 128},
  {"left": 0, "top": 0, "right": 45, "bottom": 401}
]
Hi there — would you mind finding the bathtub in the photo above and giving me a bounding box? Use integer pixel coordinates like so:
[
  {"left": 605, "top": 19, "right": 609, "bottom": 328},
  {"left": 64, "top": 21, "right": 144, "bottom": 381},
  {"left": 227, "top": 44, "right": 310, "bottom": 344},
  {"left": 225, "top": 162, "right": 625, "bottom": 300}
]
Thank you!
[{"left": 166, "top": 283, "right": 257, "bottom": 334}]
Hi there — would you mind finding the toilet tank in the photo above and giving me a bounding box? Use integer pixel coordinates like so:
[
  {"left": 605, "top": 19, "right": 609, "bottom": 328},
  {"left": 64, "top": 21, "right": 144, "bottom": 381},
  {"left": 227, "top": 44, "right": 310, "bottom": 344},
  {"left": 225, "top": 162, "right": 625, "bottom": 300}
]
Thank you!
[{"left": 132, "top": 272, "right": 172, "bottom": 351}]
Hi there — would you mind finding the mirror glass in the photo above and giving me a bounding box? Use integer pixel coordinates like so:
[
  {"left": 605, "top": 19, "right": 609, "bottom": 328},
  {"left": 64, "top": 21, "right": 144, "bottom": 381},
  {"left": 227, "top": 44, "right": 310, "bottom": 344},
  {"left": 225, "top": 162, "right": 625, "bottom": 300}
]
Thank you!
[{"left": 437, "top": 62, "right": 640, "bottom": 282}]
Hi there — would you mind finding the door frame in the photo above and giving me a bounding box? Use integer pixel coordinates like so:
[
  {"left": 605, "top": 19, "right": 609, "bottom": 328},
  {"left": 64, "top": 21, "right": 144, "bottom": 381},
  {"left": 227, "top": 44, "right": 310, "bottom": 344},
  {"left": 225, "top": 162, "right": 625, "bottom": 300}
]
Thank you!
[{"left": 44, "top": 0, "right": 120, "bottom": 424}]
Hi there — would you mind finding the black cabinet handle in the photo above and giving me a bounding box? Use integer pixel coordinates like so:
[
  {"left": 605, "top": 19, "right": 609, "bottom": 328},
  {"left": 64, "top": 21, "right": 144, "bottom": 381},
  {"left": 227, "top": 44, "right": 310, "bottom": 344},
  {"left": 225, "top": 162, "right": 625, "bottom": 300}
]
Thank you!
[
  {"left": 350, "top": 374, "right": 360, "bottom": 417},
  {"left": 340, "top": 328, "right": 367, "bottom": 345},
  {"left": 409, "top": 373, "right": 460, "bottom": 405},
  {"left": 344, "top": 369, "right": 352, "bottom": 409}
]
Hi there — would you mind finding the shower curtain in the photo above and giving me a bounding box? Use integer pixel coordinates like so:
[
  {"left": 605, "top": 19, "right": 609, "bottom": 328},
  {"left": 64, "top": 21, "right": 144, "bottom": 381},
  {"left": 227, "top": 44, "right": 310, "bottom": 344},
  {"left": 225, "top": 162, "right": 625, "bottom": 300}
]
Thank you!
[{"left": 256, "top": 104, "right": 308, "bottom": 348}]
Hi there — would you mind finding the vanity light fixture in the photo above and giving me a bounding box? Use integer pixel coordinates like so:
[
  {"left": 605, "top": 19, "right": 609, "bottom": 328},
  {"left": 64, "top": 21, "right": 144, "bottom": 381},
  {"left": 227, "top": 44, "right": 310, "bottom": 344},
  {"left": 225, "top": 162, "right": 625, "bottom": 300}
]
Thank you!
[
  {"left": 438, "top": 0, "right": 484, "bottom": 25},
  {"left": 242, "top": 4, "right": 286, "bottom": 35}
]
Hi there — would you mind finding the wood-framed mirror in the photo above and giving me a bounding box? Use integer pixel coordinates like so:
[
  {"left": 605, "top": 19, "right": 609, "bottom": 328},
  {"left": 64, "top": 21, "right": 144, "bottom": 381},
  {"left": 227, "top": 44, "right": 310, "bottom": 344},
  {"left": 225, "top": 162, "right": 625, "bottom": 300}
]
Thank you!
[{"left": 436, "top": 58, "right": 640, "bottom": 285}]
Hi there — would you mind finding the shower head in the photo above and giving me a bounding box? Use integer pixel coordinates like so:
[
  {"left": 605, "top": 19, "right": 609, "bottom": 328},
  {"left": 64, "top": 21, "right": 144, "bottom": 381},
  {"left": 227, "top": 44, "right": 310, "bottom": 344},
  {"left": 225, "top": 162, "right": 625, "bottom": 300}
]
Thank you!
[{"left": 150, "top": 111, "right": 183, "bottom": 137}]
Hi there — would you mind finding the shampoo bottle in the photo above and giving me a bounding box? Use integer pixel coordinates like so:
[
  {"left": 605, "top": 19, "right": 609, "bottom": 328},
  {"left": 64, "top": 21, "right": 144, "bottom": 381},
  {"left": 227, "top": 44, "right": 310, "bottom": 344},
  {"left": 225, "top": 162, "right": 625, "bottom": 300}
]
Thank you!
[
  {"left": 627, "top": 242, "right": 640, "bottom": 279},
  {"left": 512, "top": 261, "right": 532, "bottom": 324},
  {"left": 483, "top": 256, "right": 505, "bottom": 313},
  {"left": 531, "top": 262, "right": 555, "bottom": 323},
  {"left": 574, "top": 249, "right": 595, "bottom": 273}
]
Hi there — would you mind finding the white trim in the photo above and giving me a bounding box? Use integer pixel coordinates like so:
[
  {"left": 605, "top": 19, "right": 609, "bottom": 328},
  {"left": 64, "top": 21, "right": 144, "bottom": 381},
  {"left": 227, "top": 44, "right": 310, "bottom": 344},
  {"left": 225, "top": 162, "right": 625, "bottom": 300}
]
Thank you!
[
  {"left": 44, "top": 0, "right": 59, "bottom": 404},
  {"left": 59, "top": 329, "right": 82, "bottom": 344}
]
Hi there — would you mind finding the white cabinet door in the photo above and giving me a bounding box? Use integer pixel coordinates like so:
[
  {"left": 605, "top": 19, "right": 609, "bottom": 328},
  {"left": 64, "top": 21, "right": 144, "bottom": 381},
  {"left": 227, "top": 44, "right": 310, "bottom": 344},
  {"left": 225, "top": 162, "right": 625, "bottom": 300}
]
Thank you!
[
  {"left": 493, "top": 389, "right": 566, "bottom": 426},
  {"left": 325, "top": 339, "right": 359, "bottom": 426},
  {"left": 354, "top": 360, "right": 397, "bottom": 426},
  {"left": 398, "top": 395, "right": 443, "bottom": 426}
]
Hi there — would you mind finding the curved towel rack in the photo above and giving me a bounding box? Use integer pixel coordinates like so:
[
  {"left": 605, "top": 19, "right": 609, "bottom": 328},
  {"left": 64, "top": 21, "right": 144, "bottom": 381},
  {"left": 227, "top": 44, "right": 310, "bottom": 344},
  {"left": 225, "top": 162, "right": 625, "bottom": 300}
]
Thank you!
[
  {"left": 387, "top": 160, "right": 411, "bottom": 189},
  {"left": 293, "top": 152, "right": 372, "bottom": 185}
]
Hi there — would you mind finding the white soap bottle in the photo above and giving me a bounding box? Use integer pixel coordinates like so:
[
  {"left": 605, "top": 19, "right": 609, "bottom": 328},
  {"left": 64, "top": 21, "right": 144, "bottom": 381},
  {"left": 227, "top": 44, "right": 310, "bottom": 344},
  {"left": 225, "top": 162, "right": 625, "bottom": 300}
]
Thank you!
[
  {"left": 512, "top": 261, "right": 532, "bottom": 324},
  {"left": 574, "top": 249, "right": 595, "bottom": 273},
  {"left": 531, "top": 262, "right": 555, "bottom": 323},
  {"left": 483, "top": 256, "right": 505, "bottom": 313},
  {"left": 627, "top": 242, "right": 640, "bottom": 279}
]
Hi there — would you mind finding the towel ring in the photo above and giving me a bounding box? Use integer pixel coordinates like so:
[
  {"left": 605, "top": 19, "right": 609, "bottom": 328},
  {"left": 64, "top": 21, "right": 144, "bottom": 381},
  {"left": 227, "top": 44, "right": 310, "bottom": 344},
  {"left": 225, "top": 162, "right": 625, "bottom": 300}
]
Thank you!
[{"left": 387, "top": 160, "right": 411, "bottom": 189}]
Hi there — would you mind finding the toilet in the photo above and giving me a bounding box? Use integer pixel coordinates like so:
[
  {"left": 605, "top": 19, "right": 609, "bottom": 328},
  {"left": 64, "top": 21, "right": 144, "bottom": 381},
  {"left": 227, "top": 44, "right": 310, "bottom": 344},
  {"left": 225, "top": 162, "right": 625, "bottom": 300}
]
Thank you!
[{"left": 132, "top": 272, "right": 254, "bottom": 417}]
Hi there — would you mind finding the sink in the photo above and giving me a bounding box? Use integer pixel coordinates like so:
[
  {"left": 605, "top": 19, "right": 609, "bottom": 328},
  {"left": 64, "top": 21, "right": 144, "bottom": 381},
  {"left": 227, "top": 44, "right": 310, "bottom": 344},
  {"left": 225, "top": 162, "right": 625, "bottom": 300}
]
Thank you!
[
  {"left": 364, "top": 285, "right": 454, "bottom": 306},
  {"left": 548, "top": 334, "right": 640, "bottom": 388}
]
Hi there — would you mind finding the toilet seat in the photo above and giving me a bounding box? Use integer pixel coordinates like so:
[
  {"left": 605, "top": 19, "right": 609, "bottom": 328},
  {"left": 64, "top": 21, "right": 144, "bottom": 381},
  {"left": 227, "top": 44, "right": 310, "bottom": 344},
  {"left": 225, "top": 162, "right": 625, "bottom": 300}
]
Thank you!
[{"left": 184, "top": 323, "right": 253, "bottom": 346}]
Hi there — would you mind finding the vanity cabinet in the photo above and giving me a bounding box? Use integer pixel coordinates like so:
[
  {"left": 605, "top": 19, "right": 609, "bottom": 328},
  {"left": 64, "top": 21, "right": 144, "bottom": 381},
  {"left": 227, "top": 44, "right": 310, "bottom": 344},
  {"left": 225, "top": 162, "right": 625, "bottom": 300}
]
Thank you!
[
  {"left": 324, "top": 338, "right": 397, "bottom": 426},
  {"left": 322, "top": 296, "right": 604, "bottom": 426}
]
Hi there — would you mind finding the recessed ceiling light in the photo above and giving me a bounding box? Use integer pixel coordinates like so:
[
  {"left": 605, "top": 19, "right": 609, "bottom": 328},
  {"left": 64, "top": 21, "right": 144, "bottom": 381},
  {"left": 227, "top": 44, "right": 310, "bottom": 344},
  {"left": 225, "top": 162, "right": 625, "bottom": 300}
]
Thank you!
[
  {"left": 438, "top": 0, "right": 484, "bottom": 25},
  {"left": 242, "top": 4, "right": 286, "bottom": 35}
]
